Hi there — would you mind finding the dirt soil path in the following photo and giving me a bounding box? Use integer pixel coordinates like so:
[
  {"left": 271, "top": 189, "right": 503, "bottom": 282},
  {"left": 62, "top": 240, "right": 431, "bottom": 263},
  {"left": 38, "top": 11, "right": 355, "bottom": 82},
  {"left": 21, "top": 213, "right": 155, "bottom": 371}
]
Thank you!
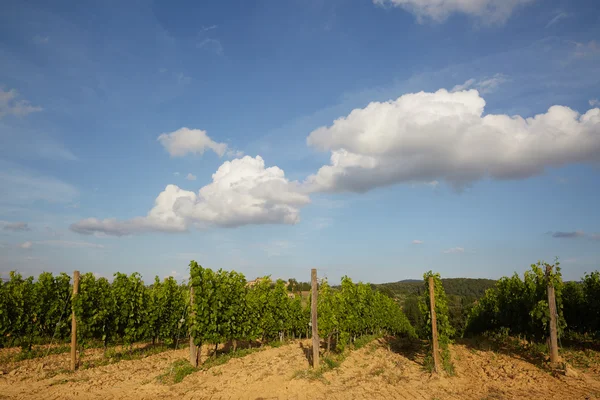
[{"left": 1, "top": 338, "right": 599, "bottom": 400}]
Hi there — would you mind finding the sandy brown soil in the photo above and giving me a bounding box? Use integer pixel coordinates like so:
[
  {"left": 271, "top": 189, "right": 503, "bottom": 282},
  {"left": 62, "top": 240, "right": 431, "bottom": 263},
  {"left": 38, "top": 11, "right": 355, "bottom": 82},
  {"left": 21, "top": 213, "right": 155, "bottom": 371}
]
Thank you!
[{"left": 1, "top": 338, "right": 599, "bottom": 400}]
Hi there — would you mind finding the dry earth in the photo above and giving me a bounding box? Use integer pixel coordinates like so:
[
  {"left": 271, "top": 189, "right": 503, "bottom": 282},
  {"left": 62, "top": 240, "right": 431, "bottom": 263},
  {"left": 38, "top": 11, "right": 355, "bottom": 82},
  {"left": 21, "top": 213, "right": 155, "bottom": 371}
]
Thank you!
[{"left": 1, "top": 338, "right": 599, "bottom": 400}]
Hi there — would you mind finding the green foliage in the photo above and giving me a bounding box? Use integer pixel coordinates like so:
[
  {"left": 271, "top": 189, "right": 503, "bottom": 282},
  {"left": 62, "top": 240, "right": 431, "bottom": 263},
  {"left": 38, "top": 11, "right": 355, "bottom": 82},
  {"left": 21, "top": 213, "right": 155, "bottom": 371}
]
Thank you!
[
  {"left": 148, "top": 276, "right": 187, "bottom": 346},
  {"left": 74, "top": 273, "right": 115, "bottom": 346},
  {"left": 111, "top": 272, "right": 150, "bottom": 345},
  {"left": 465, "top": 261, "right": 567, "bottom": 342}
]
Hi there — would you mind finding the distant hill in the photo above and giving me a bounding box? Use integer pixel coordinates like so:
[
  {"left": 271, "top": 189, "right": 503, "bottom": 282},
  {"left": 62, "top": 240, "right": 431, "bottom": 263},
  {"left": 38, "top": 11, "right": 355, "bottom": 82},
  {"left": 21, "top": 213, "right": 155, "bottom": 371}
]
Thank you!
[{"left": 372, "top": 278, "right": 497, "bottom": 299}]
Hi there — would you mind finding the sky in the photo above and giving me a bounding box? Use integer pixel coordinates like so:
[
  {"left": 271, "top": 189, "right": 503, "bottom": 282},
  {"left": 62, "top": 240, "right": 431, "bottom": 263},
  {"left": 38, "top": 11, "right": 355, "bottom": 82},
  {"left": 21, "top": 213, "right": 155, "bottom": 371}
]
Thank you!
[{"left": 0, "top": 0, "right": 599, "bottom": 284}]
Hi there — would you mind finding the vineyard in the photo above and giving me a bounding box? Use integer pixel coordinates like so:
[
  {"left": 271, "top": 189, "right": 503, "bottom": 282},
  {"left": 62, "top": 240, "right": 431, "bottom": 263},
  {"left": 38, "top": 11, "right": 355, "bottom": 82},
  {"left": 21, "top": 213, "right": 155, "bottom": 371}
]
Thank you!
[{"left": 1, "top": 259, "right": 600, "bottom": 399}]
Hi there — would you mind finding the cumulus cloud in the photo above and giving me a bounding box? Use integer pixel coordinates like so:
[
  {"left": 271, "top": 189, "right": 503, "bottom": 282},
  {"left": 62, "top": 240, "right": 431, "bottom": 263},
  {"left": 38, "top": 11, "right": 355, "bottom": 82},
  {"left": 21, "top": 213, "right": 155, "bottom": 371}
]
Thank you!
[
  {"left": 19, "top": 241, "right": 32, "bottom": 249},
  {"left": 70, "top": 156, "right": 310, "bottom": 236},
  {"left": 412, "top": 239, "right": 424, "bottom": 244},
  {"left": 443, "top": 247, "right": 465, "bottom": 254},
  {"left": 305, "top": 89, "right": 600, "bottom": 193},
  {"left": 0, "top": 88, "right": 43, "bottom": 118},
  {"left": 186, "top": 173, "right": 197, "bottom": 181},
  {"left": 451, "top": 74, "right": 508, "bottom": 94},
  {"left": 2, "top": 221, "right": 30, "bottom": 231},
  {"left": 550, "top": 230, "right": 585, "bottom": 238},
  {"left": 373, "top": 0, "right": 533, "bottom": 24},
  {"left": 157, "top": 127, "right": 228, "bottom": 157}
]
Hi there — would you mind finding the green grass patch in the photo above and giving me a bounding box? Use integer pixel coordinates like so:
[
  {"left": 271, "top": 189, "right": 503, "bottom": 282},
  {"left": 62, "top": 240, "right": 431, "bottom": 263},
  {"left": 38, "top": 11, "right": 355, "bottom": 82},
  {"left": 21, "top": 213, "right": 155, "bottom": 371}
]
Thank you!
[
  {"left": 157, "top": 359, "right": 198, "bottom": 384},
  {"left": 200, "top": 347, "right": 263, "bottom": 370}
]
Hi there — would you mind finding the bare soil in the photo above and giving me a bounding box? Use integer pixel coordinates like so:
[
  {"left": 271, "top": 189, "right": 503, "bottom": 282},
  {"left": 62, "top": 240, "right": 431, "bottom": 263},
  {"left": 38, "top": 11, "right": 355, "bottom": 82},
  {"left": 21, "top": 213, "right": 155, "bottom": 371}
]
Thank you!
[{"left": 1, "top": 338, "right": 599, "bottom": 400}]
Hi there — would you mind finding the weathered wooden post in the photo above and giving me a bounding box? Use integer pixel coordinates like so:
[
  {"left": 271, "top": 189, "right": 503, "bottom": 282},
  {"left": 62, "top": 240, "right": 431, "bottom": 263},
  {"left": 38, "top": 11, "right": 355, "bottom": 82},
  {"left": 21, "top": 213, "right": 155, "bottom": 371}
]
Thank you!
[
  {"left": 428, "top": 276, "right": 440, "bottom": 374},
  {"left": 189, "top": 285, "right": 199, "bottom": 367},
  {"left": 545, "top": 264, "right": 560, "bottom": 365},
  {"left": 311, "top": 268, "right": 319, "bottom": 368},
  {"left": 70, "top": 270, "right": 80, "bottom": 371}
]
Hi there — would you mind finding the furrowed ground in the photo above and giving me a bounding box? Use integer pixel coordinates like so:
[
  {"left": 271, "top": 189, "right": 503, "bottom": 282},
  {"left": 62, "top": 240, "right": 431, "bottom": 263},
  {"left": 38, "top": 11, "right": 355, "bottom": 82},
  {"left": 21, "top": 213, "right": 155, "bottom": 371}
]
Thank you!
[{"left": 1, "top": 338, "right": 600, "bottom": 400}]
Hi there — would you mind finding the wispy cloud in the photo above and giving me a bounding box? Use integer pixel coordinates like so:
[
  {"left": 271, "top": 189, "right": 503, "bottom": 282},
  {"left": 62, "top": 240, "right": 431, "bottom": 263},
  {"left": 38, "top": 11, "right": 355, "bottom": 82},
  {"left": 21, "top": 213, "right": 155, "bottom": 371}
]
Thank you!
[
  {"left": 186, "top": 173, "right": 197, "bottom": 181},
  {"left": 451, "top": 73, "right": 508, "bottom": 94},
  {"left": 36, "top": 240, "right": 105, "bottom": 249},
  {"left": 197, "top": 38, "right": 224, "bottom": 56},
  {"left": 176, "top": 72, "right": 191, "bottom": 85},
  {"left": 412, "top": 240, "right": 423, "bottom": 244},
  {"left": 443, "top": 247, "right": 464, "bottom": 254},
  {"left": 261, "top": 240, "right": 295, "bottom": 257},
  {"left": 32, "top": 35, "right": 49, "bottom": 44},
  {"left": 590, "top": 99, "right": 600, "bottom": 107},
  {"left": 0, "top": 88, "right": 43, "bottom": 119},
  {"left": 19, "top": 241, "right": 32, "bottom": 249},
  {"left": 546, "top": 12, "right": 569, "bottom": 28},
  {"left": 2, "top": 221, "right": 30, "bottom": 231},
  {"left": 0, "top": 163, "right": 78, "bottom": 204},
  {"left": 201, "top": 25, "right": 218, "bottom": 32},
  {"left": 550, "top": 230, "right": 585, "bottom": 238}
]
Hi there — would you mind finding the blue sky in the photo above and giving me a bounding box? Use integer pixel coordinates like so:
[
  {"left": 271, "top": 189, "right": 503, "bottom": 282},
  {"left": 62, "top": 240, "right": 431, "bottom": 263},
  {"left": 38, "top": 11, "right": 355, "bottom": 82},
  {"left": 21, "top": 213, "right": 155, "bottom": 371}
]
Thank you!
[{"left": 1, "top": 0, "right": 599, "bottom": 284}]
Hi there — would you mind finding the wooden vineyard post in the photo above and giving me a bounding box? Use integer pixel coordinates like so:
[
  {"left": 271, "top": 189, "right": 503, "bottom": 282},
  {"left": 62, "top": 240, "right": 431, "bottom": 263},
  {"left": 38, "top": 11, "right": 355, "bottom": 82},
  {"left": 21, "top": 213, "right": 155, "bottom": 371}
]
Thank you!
[
  {"left": 311, "top": 268, "right": 319, "bottom": 368},
  {"left": 70, "top": 270, "right": 80, "bottom": 371},
  {"left": 189, "top": 285, "right": 199, "bottom": 367},
  {"left": 546, "top": 265, "right": 561, "bottom": 365},
  {"left": 428, "top": 276, "right": 440, "bottom": 374}
]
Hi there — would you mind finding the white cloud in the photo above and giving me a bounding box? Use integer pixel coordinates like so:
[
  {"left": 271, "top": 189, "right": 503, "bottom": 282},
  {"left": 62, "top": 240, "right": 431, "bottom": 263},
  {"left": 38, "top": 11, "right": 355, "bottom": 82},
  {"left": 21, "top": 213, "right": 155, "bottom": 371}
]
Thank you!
[
  {"left": 545, "top": 12, "right": 568, "bottom": 28},
  {"left": 0, "top": 88, "right": 43, "bottom": 119},
  {"left": 186, "top": 173, "right": 197, "bottom": 181},
  {"left": 71, "top": 155, "right": 310, "bottom": 236},
  {"left": 590, "top": 99, "right": 600, "bottom": 107},
  {"left": 19, "top": 241, "right": 32, "bottom": 249},
  {"left": 158, "top": 127, "right": 228, "bottom": 157},
  {"left": 451, "top": 74, "right": 508, "bottom": 94},
  {"left": 412, "top": 240, "right": 424, "bottom": 244},
  {"left": 443, "top": 247, "right": 465, "bottom": 254},
  {"left": 197, "top": 38, "right": 224, "bottom": 55},
  {"left": 2, "top": 221, "right": 30, "bottom": 231},
  {"left": 174, "top": 172, "right": 180, "bottom": 176},
  {"left": 373, "top": 0, "right": 533, "bottom": 24},
  {"left": 305, "top": 89, "right": 600, "bottom": 193}
]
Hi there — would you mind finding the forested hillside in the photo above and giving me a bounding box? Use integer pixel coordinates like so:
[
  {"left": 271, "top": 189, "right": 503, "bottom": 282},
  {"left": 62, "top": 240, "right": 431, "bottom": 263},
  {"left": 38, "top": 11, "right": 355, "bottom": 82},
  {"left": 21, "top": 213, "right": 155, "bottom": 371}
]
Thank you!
[{"left": 370, "top": 278, "right": 497, "bottom": 338}]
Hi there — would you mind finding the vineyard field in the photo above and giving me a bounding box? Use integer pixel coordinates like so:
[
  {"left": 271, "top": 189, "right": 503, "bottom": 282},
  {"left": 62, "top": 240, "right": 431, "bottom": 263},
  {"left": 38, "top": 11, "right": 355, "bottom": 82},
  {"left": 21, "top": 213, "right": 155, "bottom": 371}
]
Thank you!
[
  {"left": 2, "top": 260, "right": 600, "bottom": 399},
  {"left": 1, "top": 337, "right": 600, "bottom": 399}
]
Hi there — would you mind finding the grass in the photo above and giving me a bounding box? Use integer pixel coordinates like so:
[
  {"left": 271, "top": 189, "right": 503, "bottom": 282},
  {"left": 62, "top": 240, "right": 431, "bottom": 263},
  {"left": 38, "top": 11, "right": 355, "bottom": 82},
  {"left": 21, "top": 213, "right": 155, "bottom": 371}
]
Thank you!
[
  {"left": 200, "top": 347, "right": 263, "bottom": 370},
  {"left": 157, "top": 359, "right": 198, "bottom": 384}
]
